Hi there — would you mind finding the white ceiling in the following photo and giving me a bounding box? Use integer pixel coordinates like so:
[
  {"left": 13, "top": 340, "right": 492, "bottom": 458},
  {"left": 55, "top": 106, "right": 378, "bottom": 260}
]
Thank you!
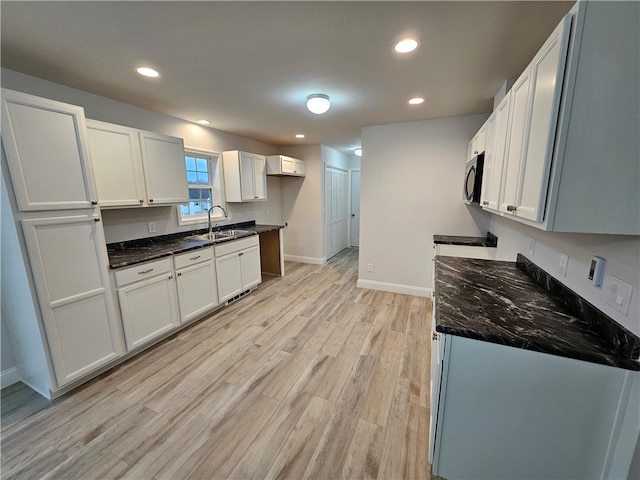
[{"left": 1, "top": 1, "right": 573, "bottom": 155}]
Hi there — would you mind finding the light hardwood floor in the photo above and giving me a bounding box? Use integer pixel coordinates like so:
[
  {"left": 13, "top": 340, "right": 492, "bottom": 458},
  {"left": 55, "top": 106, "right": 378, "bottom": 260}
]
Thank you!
[{"left": 1, "top": 248, "right": 437, "bottom": 480}]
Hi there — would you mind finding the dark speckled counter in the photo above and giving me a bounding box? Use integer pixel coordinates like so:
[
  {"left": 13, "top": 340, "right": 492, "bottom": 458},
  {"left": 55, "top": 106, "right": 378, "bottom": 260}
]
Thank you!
[
  {"left": 107, "top": 221, "right": 283, "bottom": 269},
  {"left": 433, "top": 231, "right": 498, "bottom": 247},
  {"left": 434, "top": 254, "right": 640, "bottom": 371}
]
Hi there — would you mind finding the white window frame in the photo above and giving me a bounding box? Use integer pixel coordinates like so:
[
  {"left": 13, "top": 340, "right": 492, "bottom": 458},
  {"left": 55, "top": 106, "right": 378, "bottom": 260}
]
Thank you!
[{"left": 177, "top": 148, "right": 226, "bottom": 226}]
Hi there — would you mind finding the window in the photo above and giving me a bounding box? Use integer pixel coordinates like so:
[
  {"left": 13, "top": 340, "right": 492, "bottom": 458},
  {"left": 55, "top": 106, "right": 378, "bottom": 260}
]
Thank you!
[{"left": 177, "top": 149, "right": 224, "bottom": 225}]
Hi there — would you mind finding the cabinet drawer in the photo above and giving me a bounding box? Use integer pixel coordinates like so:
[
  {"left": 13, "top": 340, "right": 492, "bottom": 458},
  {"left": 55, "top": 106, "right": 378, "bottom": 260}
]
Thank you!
[
  {"left": 114, "top": 257, "right": 172, "bottom": 287},
  {"left": 214, "top": 235, "right": 259, "bottom": 257},
  {"left": 174, "top": 247, "right": 213, "bottom": 270}
]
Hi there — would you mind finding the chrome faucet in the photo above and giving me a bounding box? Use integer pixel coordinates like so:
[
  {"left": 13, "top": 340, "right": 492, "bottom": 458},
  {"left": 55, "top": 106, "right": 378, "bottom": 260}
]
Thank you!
[{"left": 208, "top": 204, "right": 228, "bottom": 235}]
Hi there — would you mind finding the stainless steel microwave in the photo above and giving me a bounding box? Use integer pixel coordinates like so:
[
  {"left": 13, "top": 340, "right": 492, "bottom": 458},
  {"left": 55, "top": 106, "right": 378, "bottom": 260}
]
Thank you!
[{"left": 463, "top": 153, "right": 484, "bottom": 204}]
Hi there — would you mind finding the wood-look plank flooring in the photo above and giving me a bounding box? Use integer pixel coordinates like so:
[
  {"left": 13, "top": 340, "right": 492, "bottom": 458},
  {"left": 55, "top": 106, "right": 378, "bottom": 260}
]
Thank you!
[{"left": 1, "top": 248, "right": 438, "bottom": 480}]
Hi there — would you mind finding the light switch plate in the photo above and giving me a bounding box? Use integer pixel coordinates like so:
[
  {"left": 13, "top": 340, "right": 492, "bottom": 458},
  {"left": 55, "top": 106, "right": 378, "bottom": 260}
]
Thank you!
[
  {"left": 604, "top": 275, "right": 633, "bottom": 315},
  {"left": 147, "top": 222, "right": 156, "bottom": 233}
]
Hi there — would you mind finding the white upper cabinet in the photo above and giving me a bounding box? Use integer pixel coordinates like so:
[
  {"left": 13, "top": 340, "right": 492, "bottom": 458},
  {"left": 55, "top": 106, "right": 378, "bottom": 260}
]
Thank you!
[
  {"left": 222, "top": 150, "right": 267, "bottom": 202},
  {"left": 467, "top": 123, "right": 487, "bottom": 160},
  {"left": 493, "top": 2, "right": 639, "bottom": 234},
  {"left": 139, "top": 131, "right": 188, "bottom": 205},
  {"left": 86, "top": 120, "right": 188, "bottom": 207},
  {"left": 481, "top": 92, "right": 512, "bottom": 212},
  {"left": 266, "top": 155, "right": 306, "bottom": 177},
  {"left": 86, "top": 120, "right": 146, "bottom": 207},
  {"left": 1, "top": 89, "right": 98, "bottom": 211},
  {"left": 21, "top": 214, "right": 123, "bottom": 386}
]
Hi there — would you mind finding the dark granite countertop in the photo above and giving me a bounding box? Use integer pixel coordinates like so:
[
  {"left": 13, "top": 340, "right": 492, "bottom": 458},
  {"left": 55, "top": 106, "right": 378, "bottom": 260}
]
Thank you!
[
  {"left": 434, "top": 255, "right": 640, "bottom": 371},
  {"left": 107, "top": 221, "right": 283, "bottom": 269},
  {"left": 433, "top": 231, "right": 498, "bottom": 247}
]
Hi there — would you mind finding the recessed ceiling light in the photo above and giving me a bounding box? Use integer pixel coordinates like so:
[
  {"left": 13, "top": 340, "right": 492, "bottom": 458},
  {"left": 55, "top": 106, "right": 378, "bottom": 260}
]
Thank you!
[
  {"left": 295, "top": 134, "right": 305, "bottom": 139},
  {"left": 196, "top": 119, "right": 210, "bottom": 125},
  {"left": 354, "top": 148, "right": 362, "bottom": 157},
  {"left": 394, "top": 38, "right": 419, "bottom": 53},
  {"left": 408, "top": 97, "right": 425, "bottom": 105},
  {"left": 136, "top": 67, "right": 159, "bottom": 78},
  {"left": 306, "top": 93, "right": 331, "bottom": 115}
]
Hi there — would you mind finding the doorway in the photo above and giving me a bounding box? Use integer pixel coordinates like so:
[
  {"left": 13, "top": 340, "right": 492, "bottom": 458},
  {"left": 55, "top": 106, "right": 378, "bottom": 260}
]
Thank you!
[
  {"left": 324, "top": 165, "right": 349, "bottom": 260},
  {"left": 350, "top": 170, "right": 360, "bottom": 247}
]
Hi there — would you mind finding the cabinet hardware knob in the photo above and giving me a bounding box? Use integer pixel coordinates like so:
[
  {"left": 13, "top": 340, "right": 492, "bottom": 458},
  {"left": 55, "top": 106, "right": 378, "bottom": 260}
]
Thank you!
[
  {"left": 189, "top": 255, "right": 201, "bottom": 261},
  {"left": 507, "top": 204, "right": 517, "bottom": 212},
  {"left": 177, "top": 273, "right": 182, "bottom": 277},
  {"left": 254, "top": 196, "right": 258, "bottom": 199},
  {"left": 139, "top": 199, "right": 144, "bottom": 203},
  {"left": 91, "top": 201, "right": 98, "bottom": 205},
  {"left": 239, "top": 252, "right": 244, "bottom": 256},
  {"left": 482, "top": 201, "right": 489, "bottom": 205},
  {"left": 432, "top": 332, "right": 438, "bottom": 341},
  {"left": 168, "top": 275, "right": 173, "bottom": 279},
  {"left": 138, "top": 268, "right": 154, "bottom": 275},
  {"left": 94, "top": 218, "right": 100, "bottom": 222},
  {"left": 149, "top": 199, "right": 154, "bottom": 202}
]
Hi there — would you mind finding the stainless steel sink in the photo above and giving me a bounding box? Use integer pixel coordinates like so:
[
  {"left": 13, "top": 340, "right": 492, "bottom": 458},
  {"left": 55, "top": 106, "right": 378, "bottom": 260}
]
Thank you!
[{"left": 188, "top": 229, "right": 253, "bottom": 242}]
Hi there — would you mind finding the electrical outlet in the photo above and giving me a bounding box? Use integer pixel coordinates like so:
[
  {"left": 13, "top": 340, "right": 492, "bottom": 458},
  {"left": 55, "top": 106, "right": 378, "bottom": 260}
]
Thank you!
[
  {"left": 605, "top": 276, "right": 633, "bottom": 315},
  {"left": 147, "top": 222, "right": 156, "bottom": 233},
  {"left": 367, "top": 263, "right": 374, "bottom": 272},
  {"left": 559, "top": 253, "right": 569, "bottom": 277},
  {"left": 528, "top": 239, "right": 536, "bottom": 256}
]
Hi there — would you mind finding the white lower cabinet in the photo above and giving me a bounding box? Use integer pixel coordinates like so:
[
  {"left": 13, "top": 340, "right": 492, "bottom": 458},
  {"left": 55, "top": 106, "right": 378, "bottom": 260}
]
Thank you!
[
  {"left": 115, "top": 258, "right": 180, "bottom": 350},
  {"left": 21, "top": 214, "right": 123, "bottom": 387},
  {"left": 431, "top": 334, "right": 634, "bottom": 479},
  {"left": 174, "top": 248, "right": 218, "bottom": 323},
  {"left": 215, "top": 236, "right": 261, "bottom": 303}
]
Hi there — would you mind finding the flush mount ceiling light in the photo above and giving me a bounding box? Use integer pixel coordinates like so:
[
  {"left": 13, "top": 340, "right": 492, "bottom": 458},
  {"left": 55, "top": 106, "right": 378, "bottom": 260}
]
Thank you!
[
  {"left": 196, "top": 119, "right": 211, "bottom": 125},
  {"left": 295, "top": 134, "right": 305, "bottom": 139},
  {"left": 354, "top": 148, "right": 362, "bottom": 157},
  {"left": 408, "top": 97, "right": 425, "bottom": 105},
  {"left": 136, "top": 66, "right": 160, "bottom": 78},
  {"left": 394, "top": 38, "right": 419, "bottom": 53},
  {"left": 306, "top": 94, "right": 331, "bottom": 115}
]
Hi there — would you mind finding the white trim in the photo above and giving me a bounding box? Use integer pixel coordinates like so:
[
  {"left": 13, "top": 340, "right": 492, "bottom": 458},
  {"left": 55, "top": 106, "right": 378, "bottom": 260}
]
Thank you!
[
  {"left": 284, "top": 254, "right": 326, "bottom": 265},
  {"left": 1, "top": 366, "right": 21, "bottom": 389},
  {"left": 357, "top": 279, "right": 430, "bottom": 298}
]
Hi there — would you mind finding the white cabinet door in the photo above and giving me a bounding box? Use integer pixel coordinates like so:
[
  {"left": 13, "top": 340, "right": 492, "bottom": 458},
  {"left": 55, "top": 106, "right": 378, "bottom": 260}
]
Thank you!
[
  {"left": 215, "top": 252, "right": 243, "bottom": 303},
  {"left": 266, "top": 155, "right": 306, "bottom": 177},
  {"left": 21, "top": 215, "right": 122, "bottom": 386},
  {"left": 479, "top": 113, "right": 497, "bottom": 208},
  {"left": 176, "top": 260, "right": 219, "bottom": 323},
  {"left": 517, "top": 15, "right": 571, "bottom": 222},
  {"left": 1, "top": 89, "right": 97, "bottom": 211},
  {"left": 223, "top": 151, "right": 267, "bottom": 202},
  {"left": 86, "top": 120, "right": 146, "bottom": 207},
  {"left": 240, "top": 245, "right": 262, "bottom": 290},
  {"left": 500, "top": 69, "right": 531, "bottom": 214},
  {"left": 239, "top": 151, "right": 257, "bottom": 200},
  {"left": 499, "top": 15, "right": 571, "bottom": 220},
  {"left": 117, "top": 273, "right": 180, "bottom": 350},
  {"left": 485, "top": 92, "right": 512, "bottom": 212},
  {"left": 281, "top": 156, "right": 295, "bottom": 174},
  {"left": 252, "top": 155, "right": 267, "bottom": 199},
  {"left": 139, "top": 131, "right": 189, "bottom": 205}
]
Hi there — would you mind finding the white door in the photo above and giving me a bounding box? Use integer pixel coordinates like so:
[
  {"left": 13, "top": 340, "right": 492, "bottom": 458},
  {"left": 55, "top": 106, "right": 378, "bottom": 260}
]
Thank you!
[
  {"left": 1, "top": 89, "right": 98, "bottom": 211},
  {"left": 324, "top": 165, "right": 349, "bottom": 259},
  {"left": 350, "top": 170, "right": 361, "bottom": 247},
  {"left": 21, "top": 215, "right": 123, "bottom": 386}
]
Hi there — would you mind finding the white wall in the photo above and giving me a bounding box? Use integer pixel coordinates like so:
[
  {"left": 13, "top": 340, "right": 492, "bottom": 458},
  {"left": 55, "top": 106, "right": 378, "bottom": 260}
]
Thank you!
[
  {"left": 280, "top": 145, "right": 323, "bottom": 262},
  {"left": 1, "top": 68, "right": 284, "bottom": 243},
  {"left": 489, "top": 215, "right": 640, "bottom": 337},
  {"left": 358, "top": 114, "right": 490, "bottom": 296}
]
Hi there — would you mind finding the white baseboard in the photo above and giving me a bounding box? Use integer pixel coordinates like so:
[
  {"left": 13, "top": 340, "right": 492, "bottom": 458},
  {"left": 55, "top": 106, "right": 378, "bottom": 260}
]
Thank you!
[
  {"left": 357, "top": 279, "right": 430, "bottom": 298},
  {"left": 284, "top": 254, "right": 326, "bottom": 265},
  {"left": 1, "top": 366, "right": 21, "bottom": 389}
]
